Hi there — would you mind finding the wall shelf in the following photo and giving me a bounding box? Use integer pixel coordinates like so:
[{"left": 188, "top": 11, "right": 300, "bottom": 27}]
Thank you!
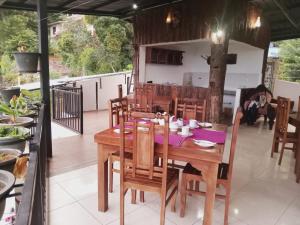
[{"left": 146, "top": 47, "right": 183, "bottom": 65}]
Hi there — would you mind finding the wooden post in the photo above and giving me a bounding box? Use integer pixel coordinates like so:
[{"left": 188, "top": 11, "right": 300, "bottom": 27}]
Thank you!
[
  {"left": 261, "top": 46, "right": 269, "bottom": 84},
  {"left": 37, "top": 0, "right": 52, "bottom": 157},
  {"left": 207, "top": 38, "right": 229, "bottom": 123},
  {"left": 118, "top": 84, "right": 123, "bottom": 98}
]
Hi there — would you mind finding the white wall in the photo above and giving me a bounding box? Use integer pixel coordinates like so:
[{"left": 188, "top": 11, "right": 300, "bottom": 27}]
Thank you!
[
  {"left": 75, "top": 73, "right": 131, "bottom": 111},
  {"left": 139, "top": 40, "right": 264, "bottom": 91},
  {"left": 273, "top": 79, "right": 300, "bottom": 111}
]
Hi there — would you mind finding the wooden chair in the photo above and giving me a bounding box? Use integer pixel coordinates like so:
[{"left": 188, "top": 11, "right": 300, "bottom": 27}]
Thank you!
[
  {"left": 179, "top": 110, "right": 243, "bottom": 225},
  {"left": 174, "top": 98, "right": 206, "bottom": 121},
  {"left": 132, "top": 84, "right": 155, "bottom": 112},
  {"left": 271, "top": 97, "right": 298, "bottom": 165},
  {"left": 119, "top": 112, "right": 179, "bottom": 225},
  {"left": 108, "top": 97, "right": 128, "bottom": 129}
]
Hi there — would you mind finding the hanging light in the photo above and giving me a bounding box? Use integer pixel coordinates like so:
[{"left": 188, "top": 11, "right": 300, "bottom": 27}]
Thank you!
[
  {"left": 254, "top": 16, "right": 261, "bottom": 28},
  {"left": 211, "top": 29, "right": 225, "bottom": 44},
  {"left": 166, "top": 11, "right": 172, "bottom": 24},
  {"left": 132, "top": 3, "right": 138, "bottom": 9}
]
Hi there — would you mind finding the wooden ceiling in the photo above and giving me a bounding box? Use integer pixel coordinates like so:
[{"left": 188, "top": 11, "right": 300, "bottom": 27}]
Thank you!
[{"left": 0, "top": 0, "right": 300, "bottom": 41}]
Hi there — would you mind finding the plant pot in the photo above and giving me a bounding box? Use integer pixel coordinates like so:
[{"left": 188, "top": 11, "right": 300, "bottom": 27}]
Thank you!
[
  {"left": 0, "top": 127, "right": 30, "bottom": 152},
  {"left": 0, "top": 87, "right": 20, "bottom": 104},
  {"left": 0, "top": 116, "right": 34, "bottom": 128},
  {"left": 13, "top": 52, "right": 40, "bottom": 73},
  {"left": 0, "top": 149, "right": 22, "bottom": 173},
  {"left": 0, "top": 170, "right": 15, "bottom": 219}
]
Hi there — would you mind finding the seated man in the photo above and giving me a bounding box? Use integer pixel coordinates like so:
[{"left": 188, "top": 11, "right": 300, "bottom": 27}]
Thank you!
[{"left": 243, "top": 84, "right": 276, "bottom": 129}]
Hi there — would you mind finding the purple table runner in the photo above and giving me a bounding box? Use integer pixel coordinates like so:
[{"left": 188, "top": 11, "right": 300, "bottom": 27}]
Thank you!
[{"left": 192, "top": 129, "right": 226, "bottom": 144}]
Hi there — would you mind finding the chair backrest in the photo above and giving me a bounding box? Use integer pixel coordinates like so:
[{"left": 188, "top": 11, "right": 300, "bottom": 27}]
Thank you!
[
  {"left": 274, "top": 96, "right": 291, "bottom": 137},
  {"left": 174, "top": 98, "right": 206, "bottom": 121},
  {"left": 108, "top": 97, "right": 128, "bottom": 128},
  {"left": 298, "top": 96, "right": 300, "bottom": 112},
  {"left": 227, "top": 109, "right": 243, "bottom": 181},
  {"left": 119, "top": 111, "right": 169, "bottom": 181},
  {"left": 133, "top": 84, "right": 154, "bottom": 112}
]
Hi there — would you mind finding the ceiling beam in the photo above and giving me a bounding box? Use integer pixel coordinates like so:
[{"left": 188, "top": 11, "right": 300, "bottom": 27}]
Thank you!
[
  {"left": 57, "top": 0, "right": 78, "bottom": 8},
  {"left": 272, "top": 0, "right": 299, "bottom": 30},
  {"left": 119, "top": 0, "right": 182, "bottom": 19},
  {"left": 0, "top": 0, "right": 6, "bottom": 6},
  {"left": 88, "top": 0, "right": 120, "bottom": 10},
  {"left": 0, "top": 2, "right": 122, "bottom": 17}
]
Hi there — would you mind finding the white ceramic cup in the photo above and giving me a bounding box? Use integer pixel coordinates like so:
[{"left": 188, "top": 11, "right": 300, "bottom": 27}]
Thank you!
[
  {"left": 189, "top": 119, "right": 197, "bottom": 128},
  {"left": 181, "top": 126, "right": 190, "bottom": 136},
  {"left": 158, "top": 119, "right": 165, "bottom": 126},
  {"left": 177, "top": 119, "right": 183, "bottom": 127}
]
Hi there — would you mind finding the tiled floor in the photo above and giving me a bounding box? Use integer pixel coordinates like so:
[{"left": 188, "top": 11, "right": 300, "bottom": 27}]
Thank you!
[
  {"left": 49, "top": 110, "right": 109, "bottom": 176},
  {"left": 49, "top": 116, "right": 300, "bottom": 225}
]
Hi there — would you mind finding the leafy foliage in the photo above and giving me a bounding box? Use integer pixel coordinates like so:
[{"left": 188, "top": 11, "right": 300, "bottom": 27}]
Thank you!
[{"left": 278, "top": 39, "right": 300, "bottom": 82}]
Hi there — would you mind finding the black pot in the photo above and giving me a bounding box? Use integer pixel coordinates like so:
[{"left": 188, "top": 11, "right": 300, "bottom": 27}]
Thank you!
[
  {"left": 0, "top": 87, "right": 20, "bottom": 104},
  {"left": 13, "top": 52, "right": 40, "bottom": 73},
  {"left": 0, "top": 149, "right": 21, "bottom": 173}
]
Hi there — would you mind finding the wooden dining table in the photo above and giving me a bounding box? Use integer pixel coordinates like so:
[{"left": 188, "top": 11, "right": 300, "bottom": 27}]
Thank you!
[
  {"left": 289, "top": 111, "right": 300, "bottom": 183},
  {"left": 94, "top": 124, "right": 227, "bottom": 225}
]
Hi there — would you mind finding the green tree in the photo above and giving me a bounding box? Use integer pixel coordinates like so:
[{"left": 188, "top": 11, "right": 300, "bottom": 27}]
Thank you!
[
  {"left": 0, "top": 10, "right": 38, "bottom": 55},
  {"left": 85, "top": 16, "right": 133, "bottom": 73},
  {"left": 278, "top": 39, "right": 300, "bottom": 82}
]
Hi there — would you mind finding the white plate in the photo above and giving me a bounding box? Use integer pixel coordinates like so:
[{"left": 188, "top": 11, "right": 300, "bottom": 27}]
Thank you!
[
  {"left": 177, "top": 132, "right": 193, "bottom": 137},
  {"left": 113, "top": 129, "right": 131, "bottom": 134},
  {"left": 198, "top": 122, "right": 213, "bottom": 128},
  {"left": 188, "top": 125, "right": 199, "bottom": 129},
  {"left": 193, "top": 140, "right": 216, "bottom": 147}
]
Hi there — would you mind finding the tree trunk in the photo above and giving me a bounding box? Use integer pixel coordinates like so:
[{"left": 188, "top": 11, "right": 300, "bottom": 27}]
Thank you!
[{"left": 207, "top": 39, "right": 229, "bottom": 123}]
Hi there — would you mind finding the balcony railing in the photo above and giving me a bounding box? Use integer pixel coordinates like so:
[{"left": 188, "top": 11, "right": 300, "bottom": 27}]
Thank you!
[{"left": 15, "top": 104, "right": 47, "bottom": 225}]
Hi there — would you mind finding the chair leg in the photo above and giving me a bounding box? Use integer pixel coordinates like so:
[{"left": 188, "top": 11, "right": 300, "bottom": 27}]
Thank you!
[
  {"left": 188, "top": 180, "right": 194, "bottom": 196},
  {"left": 160, "top": 194, "right": 167, "bottom": 225},
  {"left": 171, "top": 186, "right": 178, "bottom": 212},
  {"left": 140, "top": 191, "right": 145, "bottom": 203},
  {"left": 120, "top": 188, "right": 125, "bottom": 225},
  {"left": 195, "top": 181, "right": 200, "bottom": 192},
  {"left": 109, "top": 158, "right": 113, "bottom": 193},
  {"left": 271, "top": 135, "right": 278, "bottom": 158},
  {"left": 131, "top": 189, "right": 137, "bottom": 204},
  {"left": 180, "top": 174, "right": 187, "bottom": 217},
  {"left": 278, "top": 140, "right": 286, "bottom": 166},
  {"left": 224, "top": 188, "right": 231, "bottom": 225}
]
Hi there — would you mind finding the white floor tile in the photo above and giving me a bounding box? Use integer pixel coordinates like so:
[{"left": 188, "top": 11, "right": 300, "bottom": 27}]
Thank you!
[
  {"left": 276, "top": 196, "right": 300, "bottom": 225},
  {"left": 49, "top": 183, "right": 76, "bottom": 211},
  {"left": 58, "top": 172, "right": 97, "bottom": 200},
  {"left": 49, "top": 202, "right": 101, "bottom": 225},
  {"left": 229, "top": 180, "right": 297, "bottom": 225},
  {"left": 107, "top": 206, "right": 176, "bottom": 225},
  {"left": 79, "top": 190, "right": 142, "bottom": 225}
]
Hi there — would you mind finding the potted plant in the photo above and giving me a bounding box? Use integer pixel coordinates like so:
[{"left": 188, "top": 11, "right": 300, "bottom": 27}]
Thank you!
[
  {"left": 0, "top": 148, "right": 22, "bottom": 173},
  {"left": 0, "top": 126, "right": 30, "bottom": 151},
  {"left": 0, "top": 96, "right": 34, "bottom": 127},
  {"left": 0, "top": 87, "right": 20, "bottom": 104},
  {"left": 13, "top": 42, "right": 39, "bottom": 73}
]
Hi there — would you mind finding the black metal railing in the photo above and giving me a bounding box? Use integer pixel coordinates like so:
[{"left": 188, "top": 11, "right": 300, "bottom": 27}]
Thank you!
[
  {"left": 15, "top": 104, "right": 47, "bottom": 225},
  {"left": 52, "top": 86, "right": 83, "bottom": 134}
]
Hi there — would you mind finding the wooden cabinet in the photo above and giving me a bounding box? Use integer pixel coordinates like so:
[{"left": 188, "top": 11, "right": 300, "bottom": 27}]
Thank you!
[{"left": 146, "top": 47, "right": 183, "bottom": 65}]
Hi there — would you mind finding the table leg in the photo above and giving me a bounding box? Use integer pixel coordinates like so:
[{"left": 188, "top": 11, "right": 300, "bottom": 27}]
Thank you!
[
  {"left": 296, "top": 129, "right": 300, "bottom": 183},
  {"left": 203, "top": 163, "right": 218, "bottom": 225},
  {"left": 192, "top": 162, "right": 218, "bottom": 225},
  {"left": 98, "top": 144, "right": 109, "bottom": 211}
]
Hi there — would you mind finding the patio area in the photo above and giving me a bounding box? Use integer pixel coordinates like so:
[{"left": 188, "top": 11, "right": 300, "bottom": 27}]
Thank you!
[{"left": 49, "top": 112, "right": 300, "bottom": 225}]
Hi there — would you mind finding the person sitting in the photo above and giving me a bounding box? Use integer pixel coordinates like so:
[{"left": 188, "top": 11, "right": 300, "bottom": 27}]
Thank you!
[{"left": 242, "top": 84, "right": 276, "bottom": 129}]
